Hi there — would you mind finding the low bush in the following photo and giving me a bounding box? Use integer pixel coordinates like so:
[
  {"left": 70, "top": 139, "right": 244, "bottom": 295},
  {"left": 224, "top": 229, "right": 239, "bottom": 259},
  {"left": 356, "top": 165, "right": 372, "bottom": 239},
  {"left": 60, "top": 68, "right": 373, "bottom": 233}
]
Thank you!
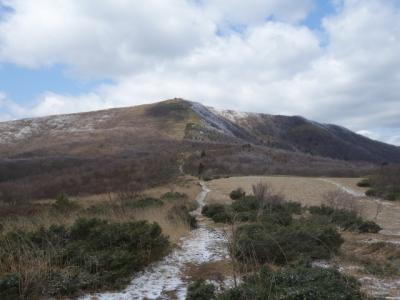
[
  {"left": 281, "top": 201, "right": 302, "bottom": 214},
  {"left": 0, "top": 274, "right": 19, "bottom": 299},
  {"left": 186, "top": 280, "right": 215, "bottom": 300},
  {"left": 129, "top": 197, "right": 164, "bottom": 209},
  {"left": 0, "top": 218, "right": 169, "bottom": 298},
  {"left": 365, "top": 188, "right": 378, "bottom": 197},
  {"left": 231, "top": 196, "right": 260, "bottom": 213},
  {"left": 161, "top": 192, "right": 188, "bottom": 201},
  {"left": 202, "top": 204, "right": 233, "bottom": 223},
  {"left": 229, "top": 188, "right": 245, "bottom": 200},
  {"left": 234, "top": 221, "right": 343, "bottom": 265},
  {"left": 357, "top": 178, "right": 371, "bottom": 187},
  {"left": 357, "top": 220, "right": 382, "bottom": 234},
  {"left": 309, "top": 204, "right": 334, "bottom": 216},
  {"left": 52, "top": 193, "right": 80, "bottom": 213},
  {"left": 218, "top": 264, "right": 361, "bottom": 299},
  {"left": 259, "top": 210, "right": 293, "bottom": 226},
  {"left": 309, "top": 205, "right": 381, "bottom": 233},
  {"left": 85, "top": 202, "right": 116, "bottom": 214},
  {"left": 203, "top": 192, "right": 302, "bottom": 226}
]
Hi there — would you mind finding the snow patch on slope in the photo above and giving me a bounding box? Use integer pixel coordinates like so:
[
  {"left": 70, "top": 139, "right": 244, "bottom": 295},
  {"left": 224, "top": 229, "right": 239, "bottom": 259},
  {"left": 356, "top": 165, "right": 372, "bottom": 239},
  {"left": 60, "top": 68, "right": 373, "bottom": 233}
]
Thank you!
[
  {"left": 209, "top": 108, "right": 252, "bottom": 124},
  {"left": 0, "top": 112, "right": 113, "bottom": 144},
  {"left": 190, "top": 102, "right": 236, "bottom": 137}
]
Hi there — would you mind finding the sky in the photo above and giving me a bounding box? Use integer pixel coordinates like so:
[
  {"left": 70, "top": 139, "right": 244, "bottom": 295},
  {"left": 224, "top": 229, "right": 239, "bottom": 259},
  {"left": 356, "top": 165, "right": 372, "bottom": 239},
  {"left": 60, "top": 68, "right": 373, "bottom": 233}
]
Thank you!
[{"left": 0, "top": 0, "right": 400, "bottom": 145}]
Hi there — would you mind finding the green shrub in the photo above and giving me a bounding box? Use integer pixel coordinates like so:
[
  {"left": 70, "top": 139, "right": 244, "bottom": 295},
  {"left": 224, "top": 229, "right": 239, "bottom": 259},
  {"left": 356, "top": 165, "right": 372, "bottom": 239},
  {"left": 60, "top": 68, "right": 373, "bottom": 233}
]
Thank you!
[
  {"left": 357, "top": 179, "right": 371, "bottom": 187},
  {"left": 52, "top": 193, "right": 80, "bottom": 213},
  {"left": 366, "top": 188, "right": 378, "bottom": 197},
  {"left": 161, "top": 192, "right": 188, "bottom": 201},
  {"left": 202, "top": 204, "right": 232, "bottom": 223},
  {"left": 129, "top": 197, "right": 164, "bottom": 209},
  {"left": 231, "top": 196, "right": 260, "bottom": 212},
  {"left": 365, "top": 183, "right": 400, "bottom": 201},
  {"left": 0, "top": 218, "right": 169, "bottom": 297},
  {"left": 281, "top": 201, "right": 302, "bottom": 214},
  {"left": 186, "top": 280, "right": 215, "bottom": 300},
  {"left": 0, "top": 274, "right": 19, "bottom": 300},
  {"left": 202, "top": 203, "right": 225, "bottom": 217},
  {"left": 357, "top": 220, "right": 382, "bottom": 233},
  {"left": 218, "top": 264, "right": 361, "bottom": 299},
  {"left": 309, "top": 205, "right": 334, "bottom": 216},
  {"left": 85, "top": 202, "right": 116, "bottom": 214},
  {"left": 309, "top": 205, "right": 381, "bottom": 233},
  {"left": 259, "top": 210, "right": 293, "bottom": 226},
  {"left": 234, "top": 221, "right": 343, "bottom": 265},
  {"left": 229, "top": 188, "right": 245, "bottom": 200}
]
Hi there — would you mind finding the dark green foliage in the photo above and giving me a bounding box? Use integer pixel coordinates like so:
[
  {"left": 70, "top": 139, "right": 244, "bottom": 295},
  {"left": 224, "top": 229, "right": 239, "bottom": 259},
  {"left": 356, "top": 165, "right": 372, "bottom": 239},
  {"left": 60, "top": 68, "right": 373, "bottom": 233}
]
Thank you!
[
  {"left": 357, "top": 178, "right": 371, "bottom": 187},
  {"left": 280, "top": 201, "right": 302, "bottom": 214},
  {"left": 52, "top": 193, "right": 80, "bottom": 213},
  {"left": 202, "top": 203, "right": 226, "bottom": 217},
  {"left": 365, "top": 165, "right": 400, "bottom": 201},
  {"left": 161, "top": 192, "right": 188, "bottom": 201},
  {"left": 357, "top": 221, "right": 382, "bottom": 233},
  {"left": 309, "top": 205, "right": 381, "bottom": 233},
  {"left": 231, "top": 196, "right": 260, "bottom": 212},
  {"left": 129, "top": 197, "right": 164, "bottom": 209},
  {"left": 230, "top": 188, "right": 245, "bottom": 200},
  {"left": 0, "top": 274, "right": 19, "bottom": 300},
  {"left": 259, "top": 210, "right": 292, "bottom": 226},
  {"left": 217, "top": 264, "right": 361, "bottom": 300},
  {"left": 365, "top": 187, "right": 400, "bottom": 201},
  {"left": 234, "top": 221, "right": 343, "bottom": 265},
  {"left": 202, "top": 204, "right": 233, "bottom": 223},
  {"left": 85, "top": 202, "right": 116, "bottom": 214},
  {"left": 366, "top": 188, "right": 377, "bottom": 197},
  {"left": 186, "top": 280, "right": 216, "bottom": 300},
  {"left": 0, "top": 218, "right": 169, "bottom": 297},
  {"left": 309, "top": 205, "right": 334, "bottom": 215}
]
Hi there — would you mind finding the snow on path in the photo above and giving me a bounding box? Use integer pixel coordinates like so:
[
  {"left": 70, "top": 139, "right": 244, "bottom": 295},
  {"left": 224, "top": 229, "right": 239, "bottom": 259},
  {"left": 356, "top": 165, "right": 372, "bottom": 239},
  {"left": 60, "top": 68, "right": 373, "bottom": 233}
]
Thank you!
[
  {"left": 81, "top": 182, "right": 229, "bottom": 300},
  {"left": 319, "top": 178, "right": 366, "bottom": 197},
  {"left": 319, "top": 178, "right": 400, "bottom": 298}
]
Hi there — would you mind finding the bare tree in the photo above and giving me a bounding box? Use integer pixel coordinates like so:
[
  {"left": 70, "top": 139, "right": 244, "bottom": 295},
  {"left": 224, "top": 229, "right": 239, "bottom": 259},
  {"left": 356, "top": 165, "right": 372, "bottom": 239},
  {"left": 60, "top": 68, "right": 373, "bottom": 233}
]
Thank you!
[
  {"left": 323, "top": 190, "right": 362, "bottom": 215},
  {"left": 252, "top": 182, "right": 283, "bottom": 213}
]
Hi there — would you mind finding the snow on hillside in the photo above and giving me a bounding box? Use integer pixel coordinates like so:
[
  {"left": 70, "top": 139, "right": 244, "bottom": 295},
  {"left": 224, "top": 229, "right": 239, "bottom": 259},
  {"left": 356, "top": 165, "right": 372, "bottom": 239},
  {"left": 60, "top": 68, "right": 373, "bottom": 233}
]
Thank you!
[
  {"left": 0, "top": 112, "right": 113, "bottom": 144},
  {"left": 190, "top": 102, "right": 236, "bottom": 137}
]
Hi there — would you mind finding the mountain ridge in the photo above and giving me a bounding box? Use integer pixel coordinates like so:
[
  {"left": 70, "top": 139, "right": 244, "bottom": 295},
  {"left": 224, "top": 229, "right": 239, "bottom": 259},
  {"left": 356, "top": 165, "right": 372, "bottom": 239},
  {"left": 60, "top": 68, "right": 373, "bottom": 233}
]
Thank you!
[
  {"left": 0, "top": 98, "right": 399, "bottom": 163},
  {"left": 1, "top": 98, "right": 390, "bottom": 199}
]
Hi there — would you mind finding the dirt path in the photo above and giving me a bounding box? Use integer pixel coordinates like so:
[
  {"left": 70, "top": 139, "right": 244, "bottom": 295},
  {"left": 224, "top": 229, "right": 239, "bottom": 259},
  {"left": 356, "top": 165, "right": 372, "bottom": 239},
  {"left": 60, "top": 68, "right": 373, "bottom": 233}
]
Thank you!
[{"left": 82, "top": 182, "right": 229, "bottom": 300}]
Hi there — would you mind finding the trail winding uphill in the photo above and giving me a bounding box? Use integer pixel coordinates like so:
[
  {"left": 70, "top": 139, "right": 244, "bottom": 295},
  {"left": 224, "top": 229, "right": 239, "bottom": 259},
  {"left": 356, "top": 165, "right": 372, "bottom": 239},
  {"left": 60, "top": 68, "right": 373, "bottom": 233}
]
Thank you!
[{"left": 82, "top": 182, "right": 229, "bottom": 300}]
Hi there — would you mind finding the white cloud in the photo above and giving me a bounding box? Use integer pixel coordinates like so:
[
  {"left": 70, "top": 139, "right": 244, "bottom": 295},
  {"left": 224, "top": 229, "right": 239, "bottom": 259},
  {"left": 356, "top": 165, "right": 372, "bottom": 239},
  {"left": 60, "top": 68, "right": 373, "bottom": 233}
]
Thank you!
[
  {"left": 0, "top": 0, "right": 400, "bottom": 145},
  {"left": 0, "top": 0, "right": 215, "bottom": 77},
  {"left": 199, "top": 0, "right": 313, "bottom": 26}
]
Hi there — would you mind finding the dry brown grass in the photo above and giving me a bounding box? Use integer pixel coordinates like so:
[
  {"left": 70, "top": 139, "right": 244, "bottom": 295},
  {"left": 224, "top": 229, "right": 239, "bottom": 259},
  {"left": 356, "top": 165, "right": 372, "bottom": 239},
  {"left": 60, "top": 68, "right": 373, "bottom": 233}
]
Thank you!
[
  {"left": 184, "top": 260, "right": 234, "bottom": 282},
  {"left": 0, "top": 178, "right": 202, "bottom": 297},
  {"left": 0, "top": 177, "right": 201, "bottom": 244}
]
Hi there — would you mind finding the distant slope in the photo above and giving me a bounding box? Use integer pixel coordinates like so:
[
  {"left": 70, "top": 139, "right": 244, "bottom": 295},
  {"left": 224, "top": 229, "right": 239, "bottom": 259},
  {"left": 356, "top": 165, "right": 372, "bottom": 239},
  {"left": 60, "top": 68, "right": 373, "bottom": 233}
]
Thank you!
[
  {"left": 205, "top": 107, "right": 400, "bottom": 163},
  {"left": 0, "top": 98, "right": 399, "bottom": 163}
]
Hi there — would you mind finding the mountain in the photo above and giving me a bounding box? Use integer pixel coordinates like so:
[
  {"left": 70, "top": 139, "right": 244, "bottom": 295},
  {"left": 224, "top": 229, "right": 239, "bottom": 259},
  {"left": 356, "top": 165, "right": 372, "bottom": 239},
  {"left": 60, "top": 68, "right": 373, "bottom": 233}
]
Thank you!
[
  {"left": 0, "top": 98, "right": 397, "bottom": 199},
  {"left": 1, "top": 98, "right": 398, "bottom": 163}
]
